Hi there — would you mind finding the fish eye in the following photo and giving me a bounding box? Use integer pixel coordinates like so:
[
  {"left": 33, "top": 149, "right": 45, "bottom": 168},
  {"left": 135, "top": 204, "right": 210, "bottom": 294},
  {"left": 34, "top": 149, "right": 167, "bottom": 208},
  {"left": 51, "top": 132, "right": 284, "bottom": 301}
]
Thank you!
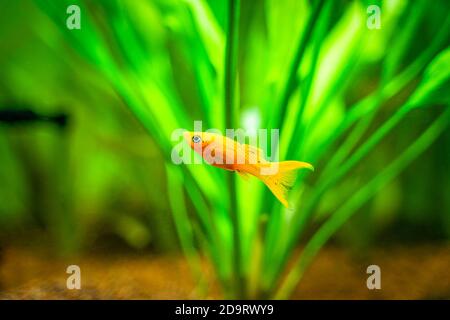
[{"left": 192, "top": 135, "right": 202, "bottom": 143}]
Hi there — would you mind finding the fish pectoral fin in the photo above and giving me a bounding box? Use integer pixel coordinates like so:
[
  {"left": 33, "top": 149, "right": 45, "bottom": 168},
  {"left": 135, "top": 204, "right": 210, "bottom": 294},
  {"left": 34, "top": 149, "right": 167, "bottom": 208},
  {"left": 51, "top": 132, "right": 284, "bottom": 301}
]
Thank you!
[
  {"left": 246, "top": 145, "right": 267, "bottom": 163},
  {"left": 236, "top": 170, "right": 250, "bottom": 181}
]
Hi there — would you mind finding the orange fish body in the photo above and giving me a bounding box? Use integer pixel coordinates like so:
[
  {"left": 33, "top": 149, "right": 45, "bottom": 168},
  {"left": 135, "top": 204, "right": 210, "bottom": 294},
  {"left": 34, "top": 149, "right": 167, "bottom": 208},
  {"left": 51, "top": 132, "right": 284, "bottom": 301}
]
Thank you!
[{"left": 184, "top": 131, "right": 313, "bottom": 208}]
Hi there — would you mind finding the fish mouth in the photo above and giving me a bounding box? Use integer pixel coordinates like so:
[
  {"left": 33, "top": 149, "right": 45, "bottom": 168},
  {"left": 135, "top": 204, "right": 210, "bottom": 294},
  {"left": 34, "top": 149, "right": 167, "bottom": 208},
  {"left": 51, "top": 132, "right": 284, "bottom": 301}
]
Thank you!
[{"left": 183, "top": 131, "right": 193, "bottom": 142}]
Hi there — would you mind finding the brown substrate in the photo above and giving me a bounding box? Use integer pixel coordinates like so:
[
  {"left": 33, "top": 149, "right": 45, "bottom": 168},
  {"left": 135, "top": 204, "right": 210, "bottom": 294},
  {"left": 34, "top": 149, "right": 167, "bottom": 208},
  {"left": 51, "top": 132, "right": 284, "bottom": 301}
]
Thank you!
[{"left": 0, "top": 244, "right": 449, "bottom": 299}]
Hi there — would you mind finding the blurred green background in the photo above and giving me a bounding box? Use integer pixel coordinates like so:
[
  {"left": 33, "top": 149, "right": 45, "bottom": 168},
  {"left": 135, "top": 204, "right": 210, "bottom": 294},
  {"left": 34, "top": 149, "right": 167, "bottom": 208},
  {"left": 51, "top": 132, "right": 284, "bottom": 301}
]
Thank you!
[{"left": 0, "top": 0, "right": 449, "bottom": 299}]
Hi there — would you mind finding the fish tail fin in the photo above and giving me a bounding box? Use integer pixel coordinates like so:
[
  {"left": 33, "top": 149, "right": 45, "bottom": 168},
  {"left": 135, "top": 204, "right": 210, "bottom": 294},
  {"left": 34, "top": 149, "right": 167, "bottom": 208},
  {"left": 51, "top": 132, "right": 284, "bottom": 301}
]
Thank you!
[{"left": 259, "top": 161, "right": 314, "bottom": 208}]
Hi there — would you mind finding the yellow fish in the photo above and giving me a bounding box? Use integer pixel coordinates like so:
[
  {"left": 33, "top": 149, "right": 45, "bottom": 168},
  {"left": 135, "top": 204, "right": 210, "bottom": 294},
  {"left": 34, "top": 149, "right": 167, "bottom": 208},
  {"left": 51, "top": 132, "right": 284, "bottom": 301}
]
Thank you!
[{"left": 184, "top": 131, "right": 313, "bottom": 208}]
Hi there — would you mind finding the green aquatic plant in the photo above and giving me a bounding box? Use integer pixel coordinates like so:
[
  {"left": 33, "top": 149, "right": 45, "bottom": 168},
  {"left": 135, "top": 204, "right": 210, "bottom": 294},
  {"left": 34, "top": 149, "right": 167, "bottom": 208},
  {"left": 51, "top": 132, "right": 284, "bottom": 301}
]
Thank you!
[{"left": 32, "top": 0, "right": 450, "bottom": 298}]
